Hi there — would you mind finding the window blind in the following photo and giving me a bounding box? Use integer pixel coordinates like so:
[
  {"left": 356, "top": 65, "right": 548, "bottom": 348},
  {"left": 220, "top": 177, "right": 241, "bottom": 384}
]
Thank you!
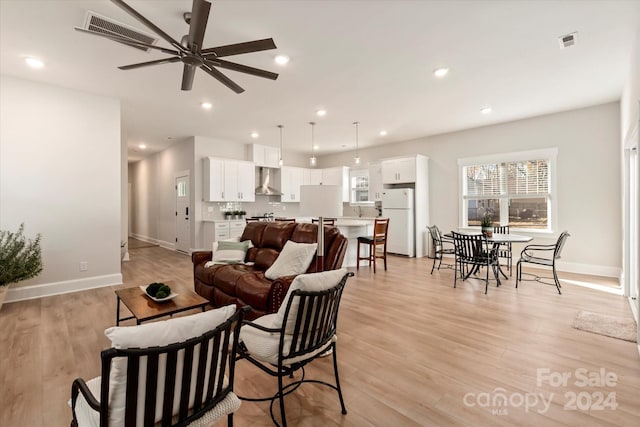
[{"left": 464, "top": 159, "right": 549, "bottom": 198}]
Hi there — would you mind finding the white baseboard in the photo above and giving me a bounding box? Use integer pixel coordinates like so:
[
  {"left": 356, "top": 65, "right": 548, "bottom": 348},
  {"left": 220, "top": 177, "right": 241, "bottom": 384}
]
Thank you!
[
  {"left": 5, "top": 273, "right": 123, "bottom": 303},
  {"left": 130, "top": 233, "right": 176, "bottom": 251}
]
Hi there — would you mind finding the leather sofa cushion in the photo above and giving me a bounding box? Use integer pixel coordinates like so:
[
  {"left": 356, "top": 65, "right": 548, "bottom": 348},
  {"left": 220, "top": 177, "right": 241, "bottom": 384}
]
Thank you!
[
  {"left": 236, "top": 272, "right": 274, "bottom": 310},
  {"left": 211, "top": 264, "right": 254, "bottom": 296}
]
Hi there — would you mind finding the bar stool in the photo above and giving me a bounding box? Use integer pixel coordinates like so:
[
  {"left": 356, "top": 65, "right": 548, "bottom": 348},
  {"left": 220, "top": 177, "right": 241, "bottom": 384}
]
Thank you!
[
  {"left": 312, "top": 218, "right": 336, "bottom": 225},
  {"left": 357, "top": 218, "right": 389, "bottom": 273}
]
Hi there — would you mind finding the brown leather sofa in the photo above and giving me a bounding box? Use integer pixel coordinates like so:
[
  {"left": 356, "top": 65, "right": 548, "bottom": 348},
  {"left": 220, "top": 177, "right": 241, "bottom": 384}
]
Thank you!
[{"left": 192, "top": 221, "right": 347, "bottom": 320}]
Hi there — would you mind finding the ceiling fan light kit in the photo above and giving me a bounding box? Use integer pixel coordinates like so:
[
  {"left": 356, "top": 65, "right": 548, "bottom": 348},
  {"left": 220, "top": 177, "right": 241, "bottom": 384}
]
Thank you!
[{"left": 76, "top": 0, "right": 279, "bottom": 92}]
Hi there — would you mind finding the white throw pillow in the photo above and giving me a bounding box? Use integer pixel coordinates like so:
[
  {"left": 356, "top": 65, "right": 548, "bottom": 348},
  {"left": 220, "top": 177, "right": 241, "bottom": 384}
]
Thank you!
[
  {"left": 272, "top": 268, "right": 347, "bottom": 334},
  {"left": 264, "top": 240, "right": 318, "bottom": 280},
  {"left": 103, "top": 304, "right": 237, "bottom": 427}
]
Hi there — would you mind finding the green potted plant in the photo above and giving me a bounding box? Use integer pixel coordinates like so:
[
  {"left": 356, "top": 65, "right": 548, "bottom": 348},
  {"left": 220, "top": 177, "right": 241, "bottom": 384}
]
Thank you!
[
  {"left": 232, "top": 210, "right": 241, "bottom": 220},
  {"left": 0, "top": 223, "right": 43, "bottom": 310},
  {"left": 480, "top": 215, "right": 493, "bottom": 237},
  {"left": 224, "top": 211, "right": 232, "bottom": 220},
  {"left": 238, "top": 210, "right": 246, "bottom": 220}
]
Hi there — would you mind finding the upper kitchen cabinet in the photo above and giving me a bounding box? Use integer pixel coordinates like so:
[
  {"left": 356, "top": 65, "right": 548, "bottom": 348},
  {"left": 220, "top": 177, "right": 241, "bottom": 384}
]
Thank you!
[
  {"left": 280, "top": 166, "right": 305, "bottom": 202},
  {"left": 249, "top": 144, "right": 281, "bottom": 168},
  {"left": 382, "top": 157, "right": 417, "bottom": 184},
  {"left": 203, "top": 157, "right": 255, "bottom": 202},
  {"left": 304, "top": 168, "right": 323, "bottom": 186},
  {"left": 321, "top": 166, "right": 350, "bottom": 202},
  {"left": 368, "top": 162, "right": 383, "bottom": 201}
]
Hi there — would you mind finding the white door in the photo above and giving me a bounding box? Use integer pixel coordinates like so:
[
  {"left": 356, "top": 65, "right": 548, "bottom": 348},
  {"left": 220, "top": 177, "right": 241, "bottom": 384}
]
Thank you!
[{"left": 175, "top": 174, "right": 190, "bottom": 253}]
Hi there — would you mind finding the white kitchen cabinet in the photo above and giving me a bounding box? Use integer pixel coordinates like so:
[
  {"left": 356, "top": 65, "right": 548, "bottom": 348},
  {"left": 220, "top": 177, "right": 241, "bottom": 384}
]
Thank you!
[
  {"left": 229, "top": 220, "right": 246, "bottom": 238},
  {"left": 203, "top": 157, "right": 255, "bottom": 202},
  {"left": 304, "top": 168, "right": 323, "bottom": 185},
  {"left": 213, "top": 221, "right": 230, "bottom": 241},
  {"left": 249, "top": 144, "right": 280, "bottom": 168},
  {"left": 280, "top": 166, "right": 304, "bottom": 202},
  {"left": 368, "top": 162, "right": 383, "bottom": 201},
  {"left": 382, "top": 157, "right": 416, "bottom": 184},
  {"left": 322, "top": 166, "right": 350, "bottom": 202}
]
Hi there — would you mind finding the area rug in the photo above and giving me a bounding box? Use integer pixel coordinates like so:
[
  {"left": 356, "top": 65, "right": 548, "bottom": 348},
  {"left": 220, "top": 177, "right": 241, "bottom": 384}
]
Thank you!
[{"left": 572, "top": 310, "right": 637, "bottom": 343}]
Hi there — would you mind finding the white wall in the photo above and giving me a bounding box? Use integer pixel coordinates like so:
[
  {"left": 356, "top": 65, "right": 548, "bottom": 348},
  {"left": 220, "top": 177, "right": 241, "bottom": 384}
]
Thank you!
[
  {"left": 0, "top": 76, "right": 122, "bottom": 300},
  {"left": 322, "top": 102, "right": 622, "bottom": 277}
]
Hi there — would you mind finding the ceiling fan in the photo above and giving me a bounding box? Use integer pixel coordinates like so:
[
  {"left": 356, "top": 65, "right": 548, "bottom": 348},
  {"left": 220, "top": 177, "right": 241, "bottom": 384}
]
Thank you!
[{"left": 75, "top": 0, "right": 279, "bottom": 93}]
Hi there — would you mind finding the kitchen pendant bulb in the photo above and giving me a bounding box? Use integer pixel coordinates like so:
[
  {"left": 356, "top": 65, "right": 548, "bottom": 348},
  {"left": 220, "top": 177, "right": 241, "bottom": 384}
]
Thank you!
[
  {"left": 309, "top": 156, "right": 317, "bottom": 166},
  {"left": 353, "top": 121, "right": 360, "bottom": 166},
  {"left": 354, "top": 156, "right": 361, "bottom": 165},
  {"left": 279, "top": 158, "right": 283, "bottom": 166}
]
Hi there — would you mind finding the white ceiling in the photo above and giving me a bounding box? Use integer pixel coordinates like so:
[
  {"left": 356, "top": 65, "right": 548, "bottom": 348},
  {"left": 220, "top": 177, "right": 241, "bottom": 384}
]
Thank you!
[{"left": 1, "top": 0, "right": 639, "bottom": 162}]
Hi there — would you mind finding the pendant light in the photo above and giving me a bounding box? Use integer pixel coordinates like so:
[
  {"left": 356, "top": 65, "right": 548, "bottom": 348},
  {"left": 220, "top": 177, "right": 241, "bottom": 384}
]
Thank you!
[
  {"left": 353, "top": 121, "right": 361, "bottom": 165},
  {"left": 277, "top": 124, "right": 284, "bottom": 166},
  {"left": 309, "top": 121, "right": 317, "bottom": 167}
]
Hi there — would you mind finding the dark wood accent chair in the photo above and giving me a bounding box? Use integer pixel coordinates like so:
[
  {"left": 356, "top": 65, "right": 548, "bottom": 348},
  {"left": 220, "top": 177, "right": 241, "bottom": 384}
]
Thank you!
[{"left": 356, "top": 218, "right": 390, "bottom": 273}]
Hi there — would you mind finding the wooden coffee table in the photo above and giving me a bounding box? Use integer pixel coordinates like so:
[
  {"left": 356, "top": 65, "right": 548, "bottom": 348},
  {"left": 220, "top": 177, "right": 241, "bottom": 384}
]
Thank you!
[{"left": 115, "top": 281, "right": 210, "bottom": 325}]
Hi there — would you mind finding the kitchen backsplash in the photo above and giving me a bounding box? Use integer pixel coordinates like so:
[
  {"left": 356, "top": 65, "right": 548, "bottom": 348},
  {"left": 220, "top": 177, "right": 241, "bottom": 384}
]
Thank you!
[{"left": 202, "top": 198, "right": 381, "bottom": 220}]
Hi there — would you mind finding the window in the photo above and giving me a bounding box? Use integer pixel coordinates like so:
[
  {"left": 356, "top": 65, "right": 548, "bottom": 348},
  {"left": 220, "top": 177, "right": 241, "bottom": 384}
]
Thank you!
[
  {"left": 350, "top": 169, "right": 370, "bottom": 203},
  {"left": 458, "top": 149, "right": 557, "bottom": 232}
]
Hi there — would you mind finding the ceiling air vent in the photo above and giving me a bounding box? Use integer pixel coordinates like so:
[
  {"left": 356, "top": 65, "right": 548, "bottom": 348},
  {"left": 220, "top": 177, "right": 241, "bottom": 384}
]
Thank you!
[
  {"left": 82, "top": 11, "right": 157, "bottom": 52},
  {"left": 558, "top": 32, "right": 578, "bottom": 49}
]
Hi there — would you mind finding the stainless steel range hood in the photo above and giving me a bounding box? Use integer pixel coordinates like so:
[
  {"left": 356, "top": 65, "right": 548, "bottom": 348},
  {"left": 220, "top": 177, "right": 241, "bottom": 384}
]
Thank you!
[{"left": 255, "top": 167, "right": 282, "bottom": 196}]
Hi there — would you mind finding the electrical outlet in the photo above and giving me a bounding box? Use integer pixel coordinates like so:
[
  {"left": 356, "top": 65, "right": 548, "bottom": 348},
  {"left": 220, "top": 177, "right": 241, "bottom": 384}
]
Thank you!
[{"left": 79, "top": 261, "right": 88, "bottom": 272}]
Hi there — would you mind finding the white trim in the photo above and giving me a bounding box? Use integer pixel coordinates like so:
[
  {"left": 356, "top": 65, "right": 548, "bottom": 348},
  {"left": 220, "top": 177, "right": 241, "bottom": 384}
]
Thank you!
[
  {"left": 555, "top": 261, "right": 621, "bottom": 281},
  {"left": 130, "top": 233, "right": 176, "bottom": 251},
  {"left": 5, "top": 273, "right": 123, "bottom": 303},
  {"left": 457, "top": 148, "right": 558, "bottom": 232}
]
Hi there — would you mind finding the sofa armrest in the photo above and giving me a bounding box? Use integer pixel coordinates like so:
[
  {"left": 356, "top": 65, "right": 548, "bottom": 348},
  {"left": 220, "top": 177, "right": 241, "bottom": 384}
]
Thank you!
[
  {"left": 192, "top": 251, "right": 213, "bottom": 265},
  {"left": 269, "top": 275, "right": 298, "bottom": 313}
]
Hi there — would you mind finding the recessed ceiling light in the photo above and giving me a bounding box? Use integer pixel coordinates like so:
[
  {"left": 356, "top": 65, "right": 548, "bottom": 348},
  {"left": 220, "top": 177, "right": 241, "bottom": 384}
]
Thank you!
[
  {"left": 481, "top": 106, "right": 493, "bottom": 114},
  {"left": 138, "top": 144, "right": 147, "bottom": 149},
  {"left": 316, "top": 109, "right": 327, "bottom": 117},
  {"left": 379, "top": 130, "right": 388, "bottom": 136},
  {"left": 251, "top": 131, "right": 259, "bottom": 139},
  {"left": 433, "top": 67, "right": 449, "bottom": 78},
  {"left": 24, "top": 57, "right": 44, "bottom": 68},
  {"left": 274, "top": 55, "right": 289, "bottom": 65},
  {"left": 201, "top": 102, "right": 212, "bottom": 110}
]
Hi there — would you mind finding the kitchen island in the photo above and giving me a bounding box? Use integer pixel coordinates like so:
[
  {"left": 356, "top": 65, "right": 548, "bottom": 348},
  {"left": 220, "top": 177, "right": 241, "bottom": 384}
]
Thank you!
[{"left": 335, "top": 218, "right": 375, "bottom": 268}]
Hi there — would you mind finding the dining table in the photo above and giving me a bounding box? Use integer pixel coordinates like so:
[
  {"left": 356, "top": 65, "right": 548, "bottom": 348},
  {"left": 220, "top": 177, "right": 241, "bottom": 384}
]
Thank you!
[{"left": 444, "top": 231, "right": 533, "bottom": 279}]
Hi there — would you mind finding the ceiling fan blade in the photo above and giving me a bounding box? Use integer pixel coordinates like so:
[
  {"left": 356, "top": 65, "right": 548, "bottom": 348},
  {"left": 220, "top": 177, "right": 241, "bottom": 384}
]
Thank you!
[
  {"left": 110, "top": 0, "right": 186, "bottom": 52},
  {"left": 181, "top": 64, "right": 197, "bottom": 91},
  {"left": 74, "top": 27, "right": 180, "bottom": 56},
  {"left": 119, "top": 57, "right": 181, "bottom": 70},
  {"left": 206, "top": 59, "right": 278, "bottom": 80},
  {"left": 187, "top": 0, "right": 211, "bottom": 52},
  {"left": 200, "top": 64, "right": 245, "bottom": 93},
  {"left": 201, "top": 38, "right": 277, "bottom": 57}
]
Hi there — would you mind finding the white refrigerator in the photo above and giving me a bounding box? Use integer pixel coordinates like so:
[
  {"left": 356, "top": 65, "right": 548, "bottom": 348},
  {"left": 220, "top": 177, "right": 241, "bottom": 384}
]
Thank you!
[{"left": 382, "top": 188, "right": 415, "bottom": 257}]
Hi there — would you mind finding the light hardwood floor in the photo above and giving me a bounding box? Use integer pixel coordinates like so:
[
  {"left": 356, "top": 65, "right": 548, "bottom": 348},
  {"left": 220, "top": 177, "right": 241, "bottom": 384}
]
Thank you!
[{"left": 1, "top": 243, "right": 638, "bottom": 426}]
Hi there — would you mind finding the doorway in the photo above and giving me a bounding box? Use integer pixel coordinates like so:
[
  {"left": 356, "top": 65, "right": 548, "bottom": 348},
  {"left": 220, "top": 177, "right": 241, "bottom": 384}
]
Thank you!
[{"left": 175, "top": 173, "right": 190, "bottom": 253}]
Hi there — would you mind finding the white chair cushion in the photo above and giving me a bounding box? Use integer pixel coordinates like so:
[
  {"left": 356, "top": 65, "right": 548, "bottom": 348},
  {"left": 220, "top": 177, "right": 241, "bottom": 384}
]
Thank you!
[
  {"left": 239, "top": 314, "right": 336, "bottom": 365},
  {"left": 102, "top": 304, "right": 237, "bottom": 427},
  {"left": 70, "top": 376, "right": 240, "bottom": 427},
  {"left": 272, "top": 268, "right": 347, "bottom": 334},
  {"left": 264, "top": 240, "right": 318, "bottom": 280},
  {"left": 71, "top": 377, "right": 101, "bottom": 427}
]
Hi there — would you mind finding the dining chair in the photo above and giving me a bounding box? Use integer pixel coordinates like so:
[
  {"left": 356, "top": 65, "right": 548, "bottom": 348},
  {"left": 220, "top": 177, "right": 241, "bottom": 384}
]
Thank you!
[
  {"left": 275, "top": 218, "right": 296, "bottom": 223},
  {"left": 516, "top": 231, "right": 570, "bottom": 294},
  {"left": 356, "top": 218, "right": 389, "bottom": 273},
  {"left": 451, "top": 231, "right": 501, "bottom": 294},
  {"left": 427, "top": 225, "right": 455, "bottom": 274},
  {"left": 493, "top": 225, "right": 512, "bottom": 276},
  {"left": 312, "top": 218, "right": 336, "bottom": 225}
]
